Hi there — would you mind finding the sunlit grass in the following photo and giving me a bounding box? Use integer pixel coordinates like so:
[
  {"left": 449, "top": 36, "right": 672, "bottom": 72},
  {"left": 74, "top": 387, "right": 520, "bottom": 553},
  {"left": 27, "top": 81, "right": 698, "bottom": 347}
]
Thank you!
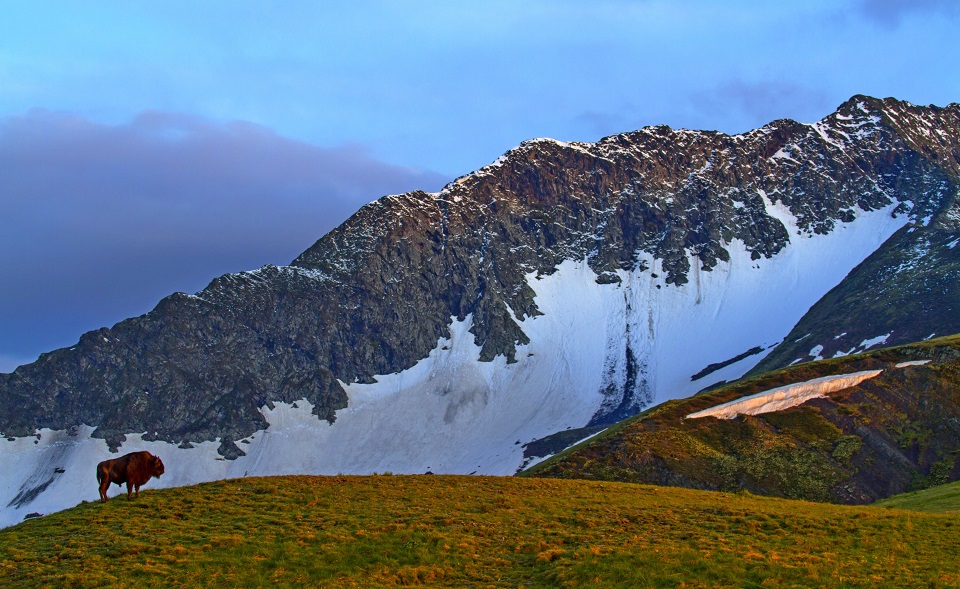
[
  {"left": 2, "top": 475, "right": 959, "bottom": 588},
  {"left": 875, "top": 480, "right": 960, "bottom": 513}
]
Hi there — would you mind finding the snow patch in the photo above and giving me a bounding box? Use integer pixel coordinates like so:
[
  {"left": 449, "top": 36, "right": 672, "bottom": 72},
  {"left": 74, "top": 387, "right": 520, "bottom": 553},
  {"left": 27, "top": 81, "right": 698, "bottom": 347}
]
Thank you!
[
  {"left": 895, "top": 360, "right": 931, "bottom": 368},
  {"left": 859, "top": 333, "right": 892, "bottom": 350},
  {"left": 686, "top": 370, "right": 883, "bottom": 420},
  {"left": 758, "top": 189, "right": 799, "bottom": 234},
  {"left": 615, "top": 201, "right": 906, "bottom": 402}
]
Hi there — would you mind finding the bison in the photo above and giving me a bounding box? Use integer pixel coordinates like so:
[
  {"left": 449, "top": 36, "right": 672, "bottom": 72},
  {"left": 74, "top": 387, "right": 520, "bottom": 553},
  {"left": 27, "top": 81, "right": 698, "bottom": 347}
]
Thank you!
[{"left": 96, "top": 450, "right": 165, "bottom": 503}]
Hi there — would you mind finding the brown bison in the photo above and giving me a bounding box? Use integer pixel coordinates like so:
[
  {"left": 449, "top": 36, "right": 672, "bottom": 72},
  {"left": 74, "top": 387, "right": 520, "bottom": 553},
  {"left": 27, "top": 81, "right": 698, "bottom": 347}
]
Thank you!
[{"left": 96, "top": 450, "right": 165, "bottom": 503}]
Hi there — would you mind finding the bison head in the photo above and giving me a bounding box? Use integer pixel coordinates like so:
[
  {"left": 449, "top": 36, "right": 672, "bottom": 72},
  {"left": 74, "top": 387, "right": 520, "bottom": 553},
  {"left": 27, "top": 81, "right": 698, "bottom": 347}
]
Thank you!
[{"left": 151, "top": 455, "right": 165, "bottom": 478}]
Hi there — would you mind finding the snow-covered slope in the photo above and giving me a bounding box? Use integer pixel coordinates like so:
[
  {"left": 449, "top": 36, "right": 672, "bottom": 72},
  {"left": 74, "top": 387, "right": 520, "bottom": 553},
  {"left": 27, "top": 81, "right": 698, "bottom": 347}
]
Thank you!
[
  {"left": 2, "top": 95, "right": 959, "bottom": 526},
  {"left": 751, "top": 208, "right": 960, "bottom": 373},
  {"left": 0, "top": 201, "right": 909, "bottom": 527}
]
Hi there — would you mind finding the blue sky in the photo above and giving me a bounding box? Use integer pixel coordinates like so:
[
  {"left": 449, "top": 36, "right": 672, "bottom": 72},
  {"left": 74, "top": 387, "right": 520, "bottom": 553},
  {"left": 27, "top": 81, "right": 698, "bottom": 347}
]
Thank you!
[{"left": 1, "top": 0, "right": 959, "bottom": 371}]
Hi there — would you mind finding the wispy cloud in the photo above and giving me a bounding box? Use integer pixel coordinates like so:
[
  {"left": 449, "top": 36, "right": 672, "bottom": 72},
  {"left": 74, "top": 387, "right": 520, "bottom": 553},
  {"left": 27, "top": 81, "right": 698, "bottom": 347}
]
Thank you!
[
  {"left": 574, "top": 104, "right": 644, "bottom": 138},
  {"left": 857, "top": 0, "right": 959, "bottom": 28},
  {"left": 691, "top": 81, "right": 831, "bottom": 131},
  {"left": 0, "top": 110, "right": 449, "bottom": 369}
]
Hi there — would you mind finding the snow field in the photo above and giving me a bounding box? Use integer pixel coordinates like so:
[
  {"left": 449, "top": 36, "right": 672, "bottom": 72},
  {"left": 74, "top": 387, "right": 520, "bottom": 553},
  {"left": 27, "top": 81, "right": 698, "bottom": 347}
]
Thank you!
[
  {"left": 0, "top": 199, "right": 911, "bottom": 527},
  {"left": 615, "top": 201, "right": 907, "bottom": 404}
]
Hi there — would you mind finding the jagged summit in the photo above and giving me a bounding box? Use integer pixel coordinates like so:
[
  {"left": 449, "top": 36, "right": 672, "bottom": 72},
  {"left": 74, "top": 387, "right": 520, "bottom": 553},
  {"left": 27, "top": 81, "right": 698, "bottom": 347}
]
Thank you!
[{"left": 2, "top": 95, "right": 960, "bottom": 525}]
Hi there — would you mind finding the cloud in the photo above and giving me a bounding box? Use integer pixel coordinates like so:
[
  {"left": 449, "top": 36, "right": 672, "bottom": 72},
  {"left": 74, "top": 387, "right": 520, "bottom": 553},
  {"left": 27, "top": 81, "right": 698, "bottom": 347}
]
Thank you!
[
  {"left": 857, "top": 0, "right": 959, "bottom": 28},
  {"left": 0, "top": 110, "right": 449, "bottom": 369},
  {"left": 691, "top": 81, "right": 831, "bottom": 132},
  {"left": 574, "top": 103, "right": 647, "bottom": 139}
]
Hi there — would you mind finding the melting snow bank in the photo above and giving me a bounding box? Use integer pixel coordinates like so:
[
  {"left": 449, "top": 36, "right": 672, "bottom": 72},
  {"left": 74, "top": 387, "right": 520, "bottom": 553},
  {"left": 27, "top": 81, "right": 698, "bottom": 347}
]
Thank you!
[
  {"left": 896, "top": 360, "right": 932, "bottom": 368},
  {"left": 685, "top": 370, "right": 884, "bottom": 420},
  {"left": 686, "top": 357, "right": 935, "bottom": 421}
]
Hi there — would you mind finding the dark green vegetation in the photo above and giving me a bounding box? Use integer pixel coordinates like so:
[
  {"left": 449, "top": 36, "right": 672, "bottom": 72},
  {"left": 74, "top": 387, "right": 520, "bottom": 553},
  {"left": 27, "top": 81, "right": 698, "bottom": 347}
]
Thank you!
[
  {"left": 876, "top": 480, "right": 960, "bottom": 513},
  {"left": 3, "top": 475, "right": 960, "bottom": 588},
  {"left": 526, "top": 336, "right": 960, "bottom": 504}
]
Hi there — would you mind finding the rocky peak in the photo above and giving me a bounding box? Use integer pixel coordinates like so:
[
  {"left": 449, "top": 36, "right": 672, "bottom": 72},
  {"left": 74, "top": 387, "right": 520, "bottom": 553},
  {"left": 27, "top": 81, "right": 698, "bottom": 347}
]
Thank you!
[{"left": 2, "top": 95, "right": 959, "bottom": 456}]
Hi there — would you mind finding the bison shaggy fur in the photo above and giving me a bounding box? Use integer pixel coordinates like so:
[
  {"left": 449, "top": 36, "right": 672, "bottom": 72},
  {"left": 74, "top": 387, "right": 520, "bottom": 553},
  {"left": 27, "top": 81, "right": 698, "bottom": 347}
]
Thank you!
[{"left": 96, "top": 451, "right": 165, "bottom": 503}]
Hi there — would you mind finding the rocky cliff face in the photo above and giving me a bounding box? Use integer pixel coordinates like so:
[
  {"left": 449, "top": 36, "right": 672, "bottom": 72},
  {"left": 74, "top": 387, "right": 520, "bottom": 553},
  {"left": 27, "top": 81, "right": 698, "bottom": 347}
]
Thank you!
[{"left": 2, "top": 95, "right": 959, "bottom": 458}]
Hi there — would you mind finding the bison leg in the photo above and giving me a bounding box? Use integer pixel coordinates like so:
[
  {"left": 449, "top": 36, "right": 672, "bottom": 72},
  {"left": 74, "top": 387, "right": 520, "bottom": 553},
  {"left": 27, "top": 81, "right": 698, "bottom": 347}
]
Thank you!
[
  {"left": 126, "top": 481, "right": 133, "bottom": 500},
  {"left": 99, "top": 476, "right": 110, "bottom": 503},
  {"left": 134, "top": 483, "right": 141, "bottom": 499}
]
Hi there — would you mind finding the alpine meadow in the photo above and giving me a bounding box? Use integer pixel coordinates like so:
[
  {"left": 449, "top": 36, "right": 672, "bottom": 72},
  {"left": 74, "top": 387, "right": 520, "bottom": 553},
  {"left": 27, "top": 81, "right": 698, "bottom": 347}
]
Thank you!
[{"left": 2, "top": 4, "right": 960, "bottom": 587}]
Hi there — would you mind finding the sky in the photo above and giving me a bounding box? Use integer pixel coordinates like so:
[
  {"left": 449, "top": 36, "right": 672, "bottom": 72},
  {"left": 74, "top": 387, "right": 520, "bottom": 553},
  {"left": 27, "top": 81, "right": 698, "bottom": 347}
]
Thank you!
[{"left": 1, "top": 0, "right": 958, "bottom": 372}]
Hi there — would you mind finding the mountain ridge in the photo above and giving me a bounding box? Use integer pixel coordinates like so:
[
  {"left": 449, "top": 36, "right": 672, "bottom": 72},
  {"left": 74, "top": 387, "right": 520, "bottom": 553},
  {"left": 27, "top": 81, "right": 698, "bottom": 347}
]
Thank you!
[{"left": 1, "top": 94, "right": 958, "bottom": 463}]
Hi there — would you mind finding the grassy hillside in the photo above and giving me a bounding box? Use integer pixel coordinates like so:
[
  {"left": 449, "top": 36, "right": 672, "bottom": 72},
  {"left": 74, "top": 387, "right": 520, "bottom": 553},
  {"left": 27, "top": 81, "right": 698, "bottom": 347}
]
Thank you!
[
  {"left": 2, "top": 475, "right": 960, "bottom": 588},
  {"left": 525, "top": 335, "right": 960, "bottom": 504},
  {"left": 875, "top": 480, "right": 960, "bottom": 513}
]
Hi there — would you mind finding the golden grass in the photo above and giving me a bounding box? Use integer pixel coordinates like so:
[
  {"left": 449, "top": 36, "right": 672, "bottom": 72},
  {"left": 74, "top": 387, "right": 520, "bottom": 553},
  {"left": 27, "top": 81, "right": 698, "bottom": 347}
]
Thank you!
[{"left": 2, "top": 475, "right": 959, "bottom": 588}]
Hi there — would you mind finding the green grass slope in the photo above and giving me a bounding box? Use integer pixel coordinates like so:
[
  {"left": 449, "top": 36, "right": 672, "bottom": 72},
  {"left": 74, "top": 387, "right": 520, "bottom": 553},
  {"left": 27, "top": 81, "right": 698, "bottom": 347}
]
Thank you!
[
  {"left": 3, "top": 475, "right": 960, "bottom": 588},
  {"left": 875, "top": 480, "right": 960, "bottom": 513},
  {"left": 525, "top": 335, "right": 960, "bottom": 504}
]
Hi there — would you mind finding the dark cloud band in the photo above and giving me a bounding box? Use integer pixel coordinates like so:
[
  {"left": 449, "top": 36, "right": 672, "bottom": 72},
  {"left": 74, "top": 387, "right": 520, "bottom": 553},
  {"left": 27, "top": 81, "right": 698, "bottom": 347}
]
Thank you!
[{"left": 0, "top": 110, "right": 449, "bottom": 371}]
